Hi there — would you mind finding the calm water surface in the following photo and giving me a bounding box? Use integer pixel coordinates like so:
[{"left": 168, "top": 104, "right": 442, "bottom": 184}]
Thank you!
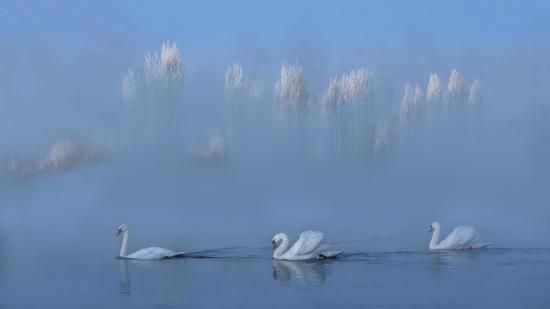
[
  {"left": 1, "top": 161, "right": 549, "bottom": 308},
  {"left": 1, "top": 247, "right": 549, "bottom": 308}
]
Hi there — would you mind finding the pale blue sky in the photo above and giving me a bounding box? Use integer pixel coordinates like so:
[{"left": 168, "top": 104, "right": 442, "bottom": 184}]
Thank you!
[{"left": 3, "top": 0, "right": 549, "bottom": 53}]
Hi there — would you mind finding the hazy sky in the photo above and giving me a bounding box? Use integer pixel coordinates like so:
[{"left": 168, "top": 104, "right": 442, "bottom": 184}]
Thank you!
[
  {"left": 1, "top": 0, "right": 549, "bottom": 252},
  {"left": 3, "top": 1, "right": 549, "bottom": 47}
]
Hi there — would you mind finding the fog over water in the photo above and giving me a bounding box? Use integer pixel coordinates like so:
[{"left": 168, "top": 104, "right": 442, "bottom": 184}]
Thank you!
[
  {"left": 2, "top": 1, "right": 550, "bottom": 308},
  {"left": 1, "top": 0, "right": 550, "bottom": 264}
]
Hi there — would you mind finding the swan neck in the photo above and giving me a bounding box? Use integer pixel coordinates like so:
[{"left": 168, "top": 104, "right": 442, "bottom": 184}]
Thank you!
[
  {"left": 273, "top": 234, "right": 289, "bottom": 259},
  {"left": 120, "top": 230, "right": 128, "bottom": 257},
  {"left": 429, "top": 226, "right": 440, "bottom": 250}
]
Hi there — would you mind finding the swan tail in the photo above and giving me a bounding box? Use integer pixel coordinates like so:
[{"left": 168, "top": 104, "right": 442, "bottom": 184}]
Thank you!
[
  {"left": 161, "top": 251, "right": 188, "bottom": 259},
  {"left": 318, "top": 250, "right": 344, "bottom": 259},
  {"left": 473, "top": 242, "right": 491, "bottom": 249},
  {"left": 172, "top": 251, "right": 189, "bottom": 257}
]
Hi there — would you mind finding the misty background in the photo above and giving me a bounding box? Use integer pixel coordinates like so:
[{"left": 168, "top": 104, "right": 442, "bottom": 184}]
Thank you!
[{"left": 1, "top": 0, "right": 549, "bottom": 262}]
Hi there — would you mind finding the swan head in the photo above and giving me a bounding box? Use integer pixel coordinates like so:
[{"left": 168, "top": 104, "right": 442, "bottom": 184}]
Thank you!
[
  {"left": 272, "top": 233, "right": 285, "bottom": 249},
  {"left": 116, "top": 224, "right": 128, "bottom": 236},
  {"left": 429, "top": 221, "right": 440, "bottom": 233}
]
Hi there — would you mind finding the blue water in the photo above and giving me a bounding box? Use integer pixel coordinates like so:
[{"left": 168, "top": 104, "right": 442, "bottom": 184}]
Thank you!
[
  {"left": 1, "top": 246, "right": 549, "bottom": 308},
  {"left": 1, "top": 157, "right": 549, "bottom": 308}
]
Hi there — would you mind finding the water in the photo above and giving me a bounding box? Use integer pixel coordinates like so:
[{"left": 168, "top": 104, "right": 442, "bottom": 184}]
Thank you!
[
  {"left": 0, "top": 159, "right": 549, "bottom": 308},
  {"left": 1, "top": 245, "right": 549, "bottom": 308}
]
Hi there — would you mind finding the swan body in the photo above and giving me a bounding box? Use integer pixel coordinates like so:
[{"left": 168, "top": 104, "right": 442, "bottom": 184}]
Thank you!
[
  {"left": 429, "top": 221, "right": 491, "bottom": 250},
  {"left": 271, "top": 231, "right": 343, "bottom": 260},
  {"left": 116, "top": 224, "right": 186, "bottom": 260}
]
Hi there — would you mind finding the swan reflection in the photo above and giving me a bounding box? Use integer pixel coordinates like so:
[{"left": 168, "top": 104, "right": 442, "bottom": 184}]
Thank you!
[
  {"left": 118, "top": 259, "right": 170, "bottom": 296},
  {"left": 118, "top": 260, "right": 132, "bottom": 295},
  {"left": 430, "top": 249, "right": 483, "bottom": 277},
  {"left": 272, "top": 260, "right": 328, "bottom": 285}
]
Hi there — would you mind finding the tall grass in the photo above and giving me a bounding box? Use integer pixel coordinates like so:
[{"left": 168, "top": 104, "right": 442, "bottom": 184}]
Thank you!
[
  {"left": 372, "top": 123, "right": 390, "bottom": 157},
  {"left": 224, "top": 63, "right": 264, "bottom": 158},
  {"left": 273, "top": 63, "right": 310, "bottom": 123},
  {"left": 468, "top": 79, "right": 482, "bottom": 109},
  {"left": 426, "top": 73, "right": 443, "bottom": 103},
  {"left": 445, "top": 68, "right": 466, "bottom": 104},
  {"left": 3, "top": 139, "right": 98, "bottom": 176},
  {"left": 272, "top": 63, "right": 313, "bottom": 158},
  {"left": 322, "top": 68, "right": 371, "bottom": 157},
  {"left": 143, "top": 41, "right": 184, "bottom": 144},
  {"left": 121, "top": 69, "right": 139, "bottom": 143},
  {"left": 225, "top": 63, "right": 264, "bottom": 102},
  {"left": 122, "top": 69, "right": 137, "bottom": 108},
  {"left": 111, "top": 50, "right": 486, "bottom": 164},
  {"left": 192, "top": 133, "right": 228, "bottom": 165},
  {"left": 399, "top": 82, "right": 416, "bottom": 126}
]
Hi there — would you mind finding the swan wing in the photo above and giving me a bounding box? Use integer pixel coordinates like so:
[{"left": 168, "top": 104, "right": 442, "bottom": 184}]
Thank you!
[
  {"left": 286, "top": 231, "right": 324, "bottom": 257},
  {"left": 439, "top": 225, "right": 480, "bottom": 249},
  {"left": 126, "top": 247, "right": 177, "bottom": 260}
]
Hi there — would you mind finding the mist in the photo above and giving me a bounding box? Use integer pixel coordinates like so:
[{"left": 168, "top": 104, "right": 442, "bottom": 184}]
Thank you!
[{"left": 1, "top": 0, "right": 549, "bottom": 263}]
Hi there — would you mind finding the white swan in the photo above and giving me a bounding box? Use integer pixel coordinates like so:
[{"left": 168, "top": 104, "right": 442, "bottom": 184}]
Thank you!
[
  {"left": 429, "top": 221, "right": 491, "bottom": 250},
  {"left": 271, "top": 231, "right": 343, "bottom": 260},
  {"left": 116, "top": 224, "right": 186, "bottom": 260}
]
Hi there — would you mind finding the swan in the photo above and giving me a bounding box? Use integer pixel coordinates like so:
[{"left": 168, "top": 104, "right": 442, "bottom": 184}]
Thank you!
[
  {"left": 428, "top": 221, "right": 491, "bottom": 250},
  {"left": 116, "top": 224, "right": 186, "bottom": 260},
  {"left": 271, "top": 231, "right": 343, "bottom": 260}
]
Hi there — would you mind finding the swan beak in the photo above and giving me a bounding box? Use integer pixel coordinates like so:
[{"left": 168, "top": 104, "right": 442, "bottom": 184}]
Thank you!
[
  {"left": 271, "top": 240, "right": 276, "bottom": 248},
  {"left": 429, "top": 227, "right": 434, "bottom": 233},
  {"left": 116, "top": 230, "right": 122, "bottom": 236}
]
